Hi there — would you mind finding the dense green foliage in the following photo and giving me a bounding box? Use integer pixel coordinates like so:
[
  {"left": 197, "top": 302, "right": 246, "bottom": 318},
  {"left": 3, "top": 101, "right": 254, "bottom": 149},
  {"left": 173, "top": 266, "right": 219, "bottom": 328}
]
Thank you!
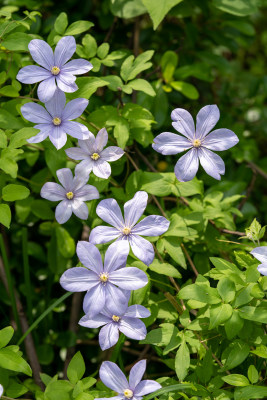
[{"left": 0, "top": 0, "right": 266, "bottom": 399}]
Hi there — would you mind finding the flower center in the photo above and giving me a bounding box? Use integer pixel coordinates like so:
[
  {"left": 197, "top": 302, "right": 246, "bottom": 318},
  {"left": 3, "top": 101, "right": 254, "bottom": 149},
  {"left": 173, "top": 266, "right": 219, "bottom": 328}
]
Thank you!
[
  {"left": 99, "top": 272, "right": 109, "bottom": 283},
  {"left": 66, "top": 191, "right": 74, "bottom": 200},
  {"left": 122, "top": 227, "right": 131, "bottom": 236},
  {"left": 193, "top": 139, "right": 201, "bottom": 148},
  {"left": 52, "top": 117, "right": 61, "bottom": 126},
  {"left": 112, "top": 315, "right": 120, "bottom": 322},
  {"left": 91, "top": 153, "right": 100, "bottom": 160},
  {"left": 124, "top": 389, "right": 133, "bottom": 399},
  {"left": 51, "top": 66, "right": 60, "bottom": 75}
]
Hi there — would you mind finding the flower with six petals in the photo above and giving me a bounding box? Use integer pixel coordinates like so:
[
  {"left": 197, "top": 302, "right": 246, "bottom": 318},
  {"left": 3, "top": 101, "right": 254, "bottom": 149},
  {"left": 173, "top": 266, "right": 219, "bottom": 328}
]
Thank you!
[{"left": 250, "top": 247, "right": 267, "bottom": 276}]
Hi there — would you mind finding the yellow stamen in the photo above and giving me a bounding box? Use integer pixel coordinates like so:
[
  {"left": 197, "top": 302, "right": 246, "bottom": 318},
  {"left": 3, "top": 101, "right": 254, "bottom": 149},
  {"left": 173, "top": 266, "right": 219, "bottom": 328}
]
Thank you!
[
  {"left": 91, "top": 153, "right": 100, "bottom": 160},
  {"left": 112, "top": 315, "right": 120, "bottom": 322},
  {"left": 52, "top": 117, "right": 61, "bottom": 126},
  {"left": 51, "top": 66, "right": 60, "bottom": 75},
  {"left": 66, "top": 191, "right": 74, "bottom": 200},
  {"left": 193, "top": 139, "right": 201, "bottom": 148},
  {"left": 124, "top": 389, "right": 133, "bottom": 399},
  {"left": 122, "top": 227, "right": 131, "bottom": 236},
  {"left": 99, "top": 272, "right": 109, "bottom": 282}
]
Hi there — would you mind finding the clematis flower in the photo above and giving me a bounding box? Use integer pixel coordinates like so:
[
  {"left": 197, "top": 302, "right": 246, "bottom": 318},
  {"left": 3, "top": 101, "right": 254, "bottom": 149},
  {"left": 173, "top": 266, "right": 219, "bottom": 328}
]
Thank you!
[
  {"left": 89, "top": 191, "right": 170, "bottom": 266},
  {"left": 41, "top": 168, "right": 99, "bottom": 224},
  {"left": 21, "top": 89, "right": 90, "bottom": 149},
  {"left": 250, "top": 247, "right": 267, "bottom": 276},
  {"left": 17, "top": 36, "right": 92, "bottom": 103},
  {"left": 79, "top": 295, "right": 151, "bottom": 350},
  {"left": 60, "top": 241, "right": 148, "bottom": 317},
  {"left": 95, "top": 359, "right": 161, "bottom": 400},
  {"left": 0, "top": 384, "right": 3, "bottom": 398},
  {"left": 66, "top": 128, "right": 124, "bottom": 179},
  {"left": 152, "top": 105, "right": 239, "bottom": 182}
]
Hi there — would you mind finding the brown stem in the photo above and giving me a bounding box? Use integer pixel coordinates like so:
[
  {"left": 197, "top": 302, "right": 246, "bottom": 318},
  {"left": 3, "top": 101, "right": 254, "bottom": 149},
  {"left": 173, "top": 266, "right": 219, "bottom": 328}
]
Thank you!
[
  {"left": 209, "top": 220, "right": 245, "bottom": 236},
  {"left": 104, "top": 17, "right": 118, "bottom": 42},
  {"left": 195, "top": 333, "right": 230, "bottom": 375},
  {"left": 180, "top": 243, "right": 198, "bottom": 277},
  {"left": 134, "top": 145, "right": 157, "bottom": 172},
  {"left": 247, "top": 161, "right": 267, "bottom": 180}
]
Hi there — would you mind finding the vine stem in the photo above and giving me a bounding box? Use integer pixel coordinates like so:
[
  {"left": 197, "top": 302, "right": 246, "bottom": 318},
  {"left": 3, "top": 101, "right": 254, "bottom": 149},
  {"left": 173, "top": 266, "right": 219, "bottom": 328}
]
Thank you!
[{"left": 180, "top": 243, "right": 199, "bottom": 277}]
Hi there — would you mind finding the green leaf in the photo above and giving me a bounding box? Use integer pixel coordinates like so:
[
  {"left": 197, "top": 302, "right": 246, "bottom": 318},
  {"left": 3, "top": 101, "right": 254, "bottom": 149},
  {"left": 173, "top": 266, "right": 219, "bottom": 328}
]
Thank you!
[
  {"left": 1, "top": 33, "right": 31, "bottom": 51},
  {"left": 97, "top": 43, "right": 109, "bottom": 59},
  {"left": 0, "top": 348, "right": 32, "bottom": 376},
  {"left": 142, "top": 0, "right": 184, "bottom": 29},
  {"left": 127, "top": 79, "right": 156, "bottom": 96},
  {"left": 9, "top": 127, "right": 38, "bottom": 149},
  {"left": 222, "top": 340, "right": 250, "bottom": 370},
  {"left": 67, "top": 351, "right": 85, "bottom": 384},
  {"left": 56, "top": 226, "right": 75, "bottom": 259},
  {"left": 238, "top": 306, "right": 267, "bottom": 323},
  {"left": 160, "top": 50, "right": 178, "bottom": 83},
  {"left": 170, "top": 81, "right": 199, "bottom": 99},
  {"left": 212, "top": 0, "right": 258, "bottom": 16},
  {"left": 209, "top": 304, "right": 232, "bottom": 329},
  {"left": 179, "top": 284, "right": 221, "bottom": 305},
  {"left": 65, "top": 21, "right": 94, "bottom": 35},
  {"left": 224, "top": 309, "right": 244, "bottom": 340},
  {"left": 222, "top": 374, "right": 249, "bottom": 387},
  {"left": 110, "top": 0, "right": 147, "bottom": 19},
  {"left": 54, "top": 12, "right": 68, "bottom": 35},
  {"left": 247, "top": 365, "right": 258, "bottom": 384},
  {"left": 0, "top": 204, "right": 11, "bottom": 228},
  {"left": 158, "top": 237, "right": 186, "bottom": 268},
  {"left": 0, "top": 129, "right": 7, "bottom": 148},
  {"left": 149, "top": 259, "right": 181, "bottom": 278},
  {"left": 175, "top": 339, "right": 190, "bottom": 381},
  {"left": 0, "top": 109, "right": 24, "bottom": 130},
  {"left": 2, "top": 184, "right": 30, "bottom": 201},
  {"left": 0, "top": 326, "right": 14, "bottom": 349},
  {"left": 45, "top": 380, "right": 72, "bottom": 400},
  {"left": 31, "top": 200, "right": 54, "bottom": 220},
  {"left": 234, "top": 385, "right": 267, "bottom": 400},
  {"left": 121, "top": 51, "right": 154, "bottom": 82},
  {"left": 217, "top": 277, "right": 236, "bottom": 302},
  {"left": 0, "top": 85, "right": 19, "bottom": 97},
  {"left": 113, "top": 118, "right": 129, "bottom": 149},
  {"left": 67, "top": 77, "right": 108, "bottom": 100}
]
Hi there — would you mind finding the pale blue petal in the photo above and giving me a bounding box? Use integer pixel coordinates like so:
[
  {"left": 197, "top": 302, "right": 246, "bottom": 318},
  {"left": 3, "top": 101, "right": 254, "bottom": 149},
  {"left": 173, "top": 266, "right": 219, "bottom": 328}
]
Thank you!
[
  {"left": 134, "top": 380, "right": 162, "bottom": 396},
  {"left": 71, "top": 199, "right": 88, "bottom": 220},
  {"left": 203, "top": 128, "right": 239, "bottom": 151},
  {"left": 104, "top": 241, "right": 129, "bottom": 273},
  {"left": 250, "top": 247, "right": 267, "bottom": 264},
  {"left": 17, "top": 65, "right": 51, "bottom": 84},
  {"left": 124, "top": 305, "right": 151, "bottom": 319},
  {"left": 89, "top": 226, "right": 120, "bottom": 244},
  {"left": 55, "top": 200, "right": 72, "bottom": 224},
  {"left": 129, "top": 360, "right": 146, "bottom": 390},
  {"left": 93, "top": 160, "right": 111, "bottom": 179},
  {"left": 79, "top": 313, "right": 110, "bottom": 328},
  {"left": 174, "top": 148, "right": 199, "bottom": 182},
  {"left": 99, "top": 361, "right": 128, "bottom": 393},
  {"left": 133, "top": 216, "right": 170, "bottom": 236},
  {"left": 54, "top": 36, "right": 76, "bottom": 67},
  {"left": 171, "top": 108, "right": 195, "bottom": 139},
  {"left": 60, "top": 267, "right": 99, "bottom": 292},
  {"left": 99, "top": 323, "right": 119, "bottom": 350},
  {"left": 45, "top": 89, "right": 66, "bottom": 118},
  {"left": 119, "top": 317, "right": 147, "bottom": 340},
  {"left": 95, "top": 128, "right": 108, "bottom": 152},
  {"left": 37, "top": 76, "right": 56, "bottom": 103},
  {"left": 49, "top": 126, "right": 67, "bottom": 150},
  {"left": 101, "top": 146, "right": 124, "bottom": 162},
  {"left": 129, "top": 234, "right": 155, "bottom": 266},
  {"left": 196, "top": 105, "right": 220, "bottom": 139},
  {"left": 40, "top": 182, "right": 65, "bottom": 201},
  {"left": 56, "top": 168, "right": 73, "bottom": 190},
  {"left": 152, "top": 132, "right": 191, "bottom": 155},
  {"left": 124, "top": 191, "right": 148, "bottom": 228},
  {"left": 21, "top": 102, "right": 51, "bottom": 123},
  {"left": 56, "top": 73, "right": 78, "bottom": 93},
  {"left": 61, "top": 59, "right": 93, "bottom": 74},
  {"left": 109, "top": 266, "right": 148, "bottom": 290},
  {"left": 76, "top": 241, "right": 103, "bottom": 274},
  {"left": 62, "top": 98, "right": 88, "bottom": 120},
  {"left": 28, "top": 39, "right": 54, "bottom": 70},
  {"left": 96, "top": 198, "right": 124, "bottom": 229},
  {"left": 83, "top": 284, "right": 106, "bottom": 316},
  {"left": 198, "top": 147, "right": 225, "bottom": 180}
]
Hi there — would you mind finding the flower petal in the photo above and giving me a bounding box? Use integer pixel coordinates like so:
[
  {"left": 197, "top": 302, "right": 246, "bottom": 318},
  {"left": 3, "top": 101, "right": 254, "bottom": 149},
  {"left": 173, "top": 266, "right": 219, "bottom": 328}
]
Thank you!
[
  {"left": 37, "top": 76, "right": 57, "bottom": 103},
  {"left": 75, "top": 160, "right": 93, "bottom": 182},
  {"left": 54, "top": 36, "right": 76, "bottom": 67},
  {"left": 124, "top": 305, "right": 151, "bottom": 319},
  {"left": 129, "top": 360, "right": 146, "bottom": 390},
  {"left": 66, "top": 147, "right": 89, "bottom": 160},
  {"left": 21, "top": 102, "right": 51, "bottom": 124},
  {"left": 16, "top": 65, "right": 51, "bottom": 84},
  {"left": 40, "top": 182, "right": 65, "bottom": 201},
  {"left": 119, "top": 317, "right": 147, "bottom": 340},
  {"left": 94, "top": 397, "right": 123, "bottom": 400},
  {"left": 55, "top": 200, "right": 73, "bottom": 224},
  {"left": 78, "top": 136, "right": 95, "bottom": 154},
  {"left": 104, "top": 241, "right": 129, "bottom": 273},
  {"left": 60, "top": 267, "right": 99, "bottom": 292},
  {"left": 62, "top": 121, "right": 90, "bottom": 140},
  {"left": 75, "top": 184, "right": 99, "bottom": 201},
  {"left": 109, "top": 266, "right": 148, "bottom": 290},
  {"left": 95, "top": 128, "right": 108, "bottom": 152},
  {"left": 49, "top": 126, "right": 67, "bottom": 150},
  {"left": 93, "top": 160, "right": 111, "bottom": 179},
  {"left": 202, "top": 128, "right": 239, "bottom": 151},
  {"left": 56, "top": 73, "right": 78, "bottom": 93},
  {"left": 152, "top": 132, "right": 192, "bottom": 155},
  {"left": 96, "top": 198, "right": 124, "bottom": 229},
  {"left": 62, "top": 98, "right": 89, "bottom": 120},
  {"left": 101, "top": 146, "right": 124, "bottom": 162},
  {"left": 99, "top": 323, "right": 119, "bottom": 350},
  {"left": 99, "top": 361, "right": 128, "bottom": 393},
  {"left": 133, "top": 215, "right": 170, "bottom": 236},
  {"left": 171, "top": 108, "right": 195, "bottom": 139},
  {"left": 27, "top": 128, "right": 49, "bottom": 143},
  {"left": 257, "top": 264, "right": 267, "bottom": 276},
  {"left": 198, "top": 147, "right": 225, "bottom": 180},
  {"left": 71, "top": 199, "right": 88, "bottom": 220},
  {"left": 83, "top": 284, "right": 106, "bottom": 316},
  {"left": 105, "top": 284, "right": 129, "bottom": 316},
  {"left": 45, "top": 89, "right": 66, "bottom": 118},
  {"left": 129, "top": 235, "right": 155, "bottom": 266},
  {"left": 89, "top": 226, "right": 120, "bottom": 244},
  {"left": 250, "top": 247, "right": 267, "bottom": 264},
  {"left": 62, "top": 59, "right": 93, "bottom": 74},
  {"left": 174, "top": 148, "right": 199, "bottom": 182},
  {"left": 28, "top": 39, "right": 54, "bottom": 70},
  {"left": 56, "top": 168, "right": 73, "bottom": 190},
  {"left": 134, "top": 380, "right": 162, "bottom": 396},
  {"left": 79, "top": 313, "right": 110, "bottom": 328},
  {"left": 196, "top": 105, "right": 220, "bottom": 139},
  {"left": 76, "top": 241, "right": 103, "bottom": 274},
  {"left": 124, "top": 191, "right": 148, "bottom": 228}
]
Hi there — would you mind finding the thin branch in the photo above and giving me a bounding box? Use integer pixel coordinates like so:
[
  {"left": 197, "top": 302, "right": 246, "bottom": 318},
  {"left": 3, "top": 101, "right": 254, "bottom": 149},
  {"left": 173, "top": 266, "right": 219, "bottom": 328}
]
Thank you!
[
  {"left": 104, "top": 16, "right": 118, "bottom": 42},
  {"left": 181, "top": 243, "right": 199, "bottom": 277},
  {"left": 134, "top": 145, "right": 157, "bottom": 172},
  {"left": 195, "top": 333, "right": 230, "bottom": 375},
  {"left": 247, "top": 161, "right": 267, "bottom": 180}
]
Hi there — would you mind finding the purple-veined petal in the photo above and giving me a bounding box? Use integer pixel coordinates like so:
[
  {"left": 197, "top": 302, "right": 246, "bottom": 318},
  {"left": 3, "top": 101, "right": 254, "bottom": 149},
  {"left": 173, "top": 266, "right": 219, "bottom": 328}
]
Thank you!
[
  {"left": 72, "top": 170, "right": 89, "bottom": 191},
  {"left": 75, "top": 160, "right": 93, "bottom": 181},
  {"left": 99, "top": 323, "right": 119, "bottom": 350},
  {"left": 37, "top": 76, "right": 57, "bottom": 103},
  {"left": 124, "top": 191, "right": 148, "bottom": 228},
  {"left": 171, "top": 108, "right": 195, "bottom": 139},
  {"left": 56, "top": 73, "right": 78, "bottom": 93},
  {"left": 16, "top": 65, "right": 51, "bottom": 84},
  {"left": 40, "top": 182, "right": 65, "bottom": 201},
  {"left": 119, "top": 317, "right": 147, "bottom": 341},
  {"left": 174, "top": 148, "right": 199, "bottom": 182},
  {"left": 93, "top": 160, "right": 111, "bottom": 179},
  {"left": 152, "top": 132, "right": 192, "bottom": 155},
  {"left": 89, "top": 226, "right": 120, "bottom": 244},
  {"left": 104, "top": 241, "right": 129, "bottom": 273},
  {"left": 28, "top": 39, "right": 54, "bottom": 70},
  {"left": 129, "top": 235, "right": 154, "bottom": 266},
  {"left": 250, "top": 247, "right": 267, "bottom": 264},
  {"left": 202, "top": 128, "right": 239, "bottom": 151},
  {"left": 55, "top": 200, "right": 72, "bottom": 224},
  {"left": 99, "top": 361, "right": 128, "bottom": 393},
  {"left": 78, "top": 136, "right": 95, "bottom": 154},
  {"left": 71, "top": 199, "right": 88, "bottom": 220},
  {"left": 79, "top": 313, "right": 110, "bottom": 328},
  {"left": 109, "top": 266, "right": 148, "bottom": 290},
  {"left": 198, "top": 147, "right": 225, "bottom": 180},
  {"left": 56, "top": 168, "right": 73, "bottom": 190},
  {"left": 133, "top": 215, "right": 170, "bottom": 236},
  {"left": 95, "top": 128, "right": 108, "bottom": 152},
  {"left": 101, "top": 146, "right": 124, "bottom": 162},
  {"left": 75, "top": 184, "right": 99, "bottom": 202},
  {"left": 196, "top": 105, "right": 220, "bottom": 139},
  {"left": 61, "top": 59, "right": 93, "bottom": 74},
  {"left": 129, "top": 360, "right": 146, "bottom": 390},
  {"left": 27, "top": 128, "right": 49, "bottom": 144},
  {"left": 83, "top": 284, "right": 105, "bottom": 316},
  {"left": 257, "top": 264, "right": 267, "bottom": 276},
  {"left": 62, "top": 121, "right": 90, "bottom": 140},
  {"left": 21, "top": 102, "right": 51, "bottom": 123},
  {"left": 49, "top": 126, "right": 67, "bottom": 150},
  {"left": 45, "top": 89, "right": 66, "bottom": 118},
  {"left": 105, "top": 284, "right": 129, "bottom": 315},
  {"left": 76, "top": 241, "right": 103, "bottom": 274},
  {"left": 65, "top": 147, "right": 89, "bottom": 160},
  {"left": 134, "top": 380, "right": 162, "bottom": 396},
  {"left": 96, "top": 198, "right": 124, "bottom": 229},
  {"left": 60, "top": 267, "right": 99, "bottom": 292},
  {"left": 124, "top": 305, "right": 151, "bottom": 319},
  {"left": 62, "top": 98, "right": 89, "bottom": 120},
  {"left": 54, "top": 36, "right": 76, "bottom": 67}
]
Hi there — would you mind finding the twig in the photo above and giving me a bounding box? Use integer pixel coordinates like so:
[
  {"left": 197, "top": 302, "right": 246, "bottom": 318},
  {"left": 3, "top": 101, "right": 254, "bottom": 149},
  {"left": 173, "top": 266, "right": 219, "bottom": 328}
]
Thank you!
[
  {"left": 180, "top": 243, "right": 198, "bottom": 277},
  {"left": 134, "top": 145, "right": 157, "bottom": 172},
  {"left": 209, "top": 221, "right": 245, "bottom": 237},
  {"left": 195, "top": 333, "right": 230, "bottom": 375},
  {"left": 125, "top": 344, "right": 150, "bottom": 371},
  {"left": 247, "top": 161, "right": 267, "bottom": 180},
  {"left": 18, "top": 96, "right": 39, "bottom": 102},
  {"left": 104, "top": 16, "right": 118, "bottom": 42}
]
